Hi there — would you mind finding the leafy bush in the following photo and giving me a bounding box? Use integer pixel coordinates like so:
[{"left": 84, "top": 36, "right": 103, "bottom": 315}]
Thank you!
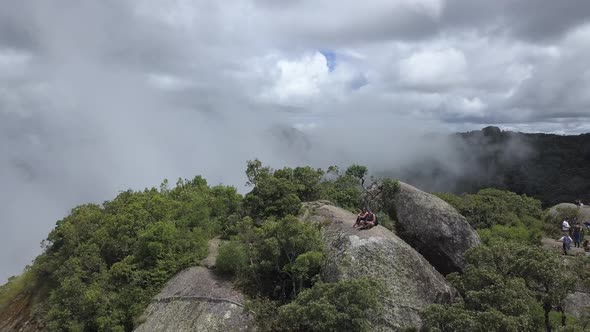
[
  {"left": 319, "top": 172, "right": 363, "bottom": 210},
  {"left": 422, "top": 240, "right": 577, "bottom": 332},
  {"left": 221, "top": 215, "right": 325, "bottom": 301},
  {"left": 215, "top": 241, "right": 248, "bottom": 276},
  {"left": 249, "top": 278, "right": 387, "bottom": 332},
  {"left": 478, "top": 223, "right": 542, "bottom": 245},
  {"left": 435, "top": 189, "right": 543, "bottom": 231}
]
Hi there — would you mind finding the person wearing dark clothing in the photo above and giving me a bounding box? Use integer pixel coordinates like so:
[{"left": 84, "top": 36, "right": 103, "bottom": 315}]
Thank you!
[
  {"left": 559, "top": 235, "right": 573, "bottom": 255},
  {"left": 572, "top": 224, "right": 582, "bottom": 248}
]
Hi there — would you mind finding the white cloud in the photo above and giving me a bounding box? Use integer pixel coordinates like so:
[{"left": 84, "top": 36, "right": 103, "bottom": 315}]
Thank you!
[
  {"left": 258, "top": 51, "right": 364, "bottom": 106},
  {"left": 271, "top": 52, "right": 329, "bottom": 103},
  {"left": 459, "top": 97, "right": 486, "bottom": 116},
  {"left": 399, "top": 47, "right": 467, "bottom": 88}
]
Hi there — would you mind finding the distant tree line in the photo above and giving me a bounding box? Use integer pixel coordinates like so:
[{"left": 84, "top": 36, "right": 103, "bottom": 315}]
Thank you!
[{"left": 400, "top": 127, "right": 590, "bottom": 207}]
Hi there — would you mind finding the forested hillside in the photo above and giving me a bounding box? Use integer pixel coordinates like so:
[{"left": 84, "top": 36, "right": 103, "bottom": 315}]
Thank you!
[{"left": 400, "top": 127, "right": 590, "bottom": 207}]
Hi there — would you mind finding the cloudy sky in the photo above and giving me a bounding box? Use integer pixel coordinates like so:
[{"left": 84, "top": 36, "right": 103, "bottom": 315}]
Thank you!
[{"left": 1, "top": 0, "right": 590, "bottom": 281}]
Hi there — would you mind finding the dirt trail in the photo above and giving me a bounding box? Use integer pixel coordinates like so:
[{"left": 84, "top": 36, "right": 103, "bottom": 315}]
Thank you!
[
  {"left": 200, "top": 237, "right": 221, "bottom": 269},
  {"left": 541, "top": 237, "right": 588, "bottom": 256}
]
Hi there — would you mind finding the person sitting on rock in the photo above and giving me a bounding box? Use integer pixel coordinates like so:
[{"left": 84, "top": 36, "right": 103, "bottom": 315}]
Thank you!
[
  {"left": 353, "top": 208, "right": 369, "bottom": 228},
  {"left": 358, "top": 209, "right": 378, "bottom": 230}
]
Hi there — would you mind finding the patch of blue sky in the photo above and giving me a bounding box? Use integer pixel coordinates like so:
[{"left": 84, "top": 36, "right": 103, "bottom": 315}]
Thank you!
[{"left": 319, "top": 50, "right": 336, "bottom": 72}]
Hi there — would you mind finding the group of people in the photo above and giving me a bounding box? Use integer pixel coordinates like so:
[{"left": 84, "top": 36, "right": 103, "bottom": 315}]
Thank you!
[
  {"left": 559, "top": 218, "right": 590, "bottom": 255},
  {"left": 352, "top": 207, "right": 378, "bottom": 230}
]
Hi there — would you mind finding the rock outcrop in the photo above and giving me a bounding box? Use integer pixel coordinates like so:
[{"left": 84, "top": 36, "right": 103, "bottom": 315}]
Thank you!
[
  {"left": 302, "top": 201, "right": 460, "bottom": 331},
  {"left": 549, "top": 203, "right": 590, "bottom": 221},
  {"left": 564, "top": 291, "right": 590, "bottom": 319},
  {"left": 133, "top": 267, "right": 255, "bottom": 332},
  {"left": 389, "top": 182, "right": 481, "bottom": 275}
]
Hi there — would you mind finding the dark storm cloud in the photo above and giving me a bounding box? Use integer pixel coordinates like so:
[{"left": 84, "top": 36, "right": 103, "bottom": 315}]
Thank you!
[{"left": 442, "top": 0, "right": 590, "bottom": 42}]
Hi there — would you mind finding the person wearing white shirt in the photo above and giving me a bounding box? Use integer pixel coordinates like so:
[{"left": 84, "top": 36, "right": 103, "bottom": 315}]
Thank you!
[{"left": 562, "top": 220, "right": 571, "bottom": 233}]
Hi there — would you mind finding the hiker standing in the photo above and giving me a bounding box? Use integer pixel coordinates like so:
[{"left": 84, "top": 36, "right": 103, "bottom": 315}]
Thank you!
[
  {"left": 572, "top": 224, "right": 582, "bottom": 248},
  {"left": 558, "top": 235, "right": 573, "bottom": 255}
]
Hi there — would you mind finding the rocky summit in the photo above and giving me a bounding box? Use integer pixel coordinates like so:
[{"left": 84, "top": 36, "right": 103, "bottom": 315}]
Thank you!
[{"left": 302, "top": 201, "right": 460, "bottom": 331}]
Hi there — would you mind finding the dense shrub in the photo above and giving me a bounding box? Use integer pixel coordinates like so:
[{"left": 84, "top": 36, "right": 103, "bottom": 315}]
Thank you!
[
  {"left": 217, "top": 215, "right": 325, "bottom": 301},
  {"left": 248, "top": 278, "right": 387, "bottom": 332},
  {"left": 215, "top": 241, "right": 248, "bottom": 276},
  {"left": 422, "top": 240, "right": 577, "bottom": 332},
  {"left": 25, "top": 177, "right": 239, "bottom": 331},
  {"left": 435, "top": 188, "right": 543, "bottom": 231}
]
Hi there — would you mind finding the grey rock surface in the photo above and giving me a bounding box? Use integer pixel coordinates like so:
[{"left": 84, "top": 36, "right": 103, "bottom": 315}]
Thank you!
[
  {"left": 391, "top": 182, "right": 481, "bottom": 274},
  {"left": 564, "top": 291, "right": 590, "bottom": 320},
  {"left": 549, "top": 203, "right": 590, "bottom": 222},
  {"left": 302, "top": 201, "right": 460, "bottom": 331},
  {"left": 134, "top": 266, "right": 255, "bottom": 332}
]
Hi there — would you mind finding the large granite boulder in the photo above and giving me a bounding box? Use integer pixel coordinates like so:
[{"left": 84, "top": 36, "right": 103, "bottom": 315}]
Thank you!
[
  {"left": 302, "top": 201, "right": 460, "bottom": 331},
  {"left": 134, "top": 267, "right": 255, "bottom": 332},
  {"left": 390, "top": 182, "right": 481, "bottom": 275}
]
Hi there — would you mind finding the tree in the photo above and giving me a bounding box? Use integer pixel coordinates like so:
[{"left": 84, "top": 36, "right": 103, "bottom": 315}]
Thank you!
[
  {"left": 276, "top": 278, "right": 386, "bottom": 332},
  {"left": 423, "top": 240, "right": 575, "bottom": 332},
  {"left": 345, "top": 164, "right": 368, "bottom": 180},
  {"left": 245, "top": 159, "right": 271, "bottom": 187},
  {"left": 219, "top": 215, "right": 324, "bottom": 301},
  {"left": 243, "top": 176, "right": 302, "bottom": 220}
]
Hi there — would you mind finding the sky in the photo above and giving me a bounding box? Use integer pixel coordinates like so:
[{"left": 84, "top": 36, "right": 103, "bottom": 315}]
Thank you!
[{"left": 1, "top": 0, "right": 590, "bottom": 282}]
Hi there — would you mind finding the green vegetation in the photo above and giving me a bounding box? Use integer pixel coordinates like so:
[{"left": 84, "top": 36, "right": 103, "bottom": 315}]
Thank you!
[
  {"left": 435, "top": 188, "right": 545, "bottom": 244},
  {"left": 377, "top": 178, "right": 401, "bottom": 219},
  {"left": 218, "top": 215, "right": 325, "bottom": 300},
  {"left": 3, "top": 157, "right": 588, "bottom": 332},
  {"left": 0, "top": 160, "right": 383, "bottom": 331},
  {"left": 455, "top": 128, "right": 590, "bottom": 207},
  {"left": 422, "top": 240, "right": 576, "bottom": 332},
  {"left": 427, "top": 188, "right": 590, "bottom": 331},
  {"left": 28, "top": 177, "right": 240, "bottom": 331},
  {"left": 0, "top": 270, "right": 37, "bottom": 311},
  {"left": 275, "top": 278, "right": 386, "bottom": 332}
]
